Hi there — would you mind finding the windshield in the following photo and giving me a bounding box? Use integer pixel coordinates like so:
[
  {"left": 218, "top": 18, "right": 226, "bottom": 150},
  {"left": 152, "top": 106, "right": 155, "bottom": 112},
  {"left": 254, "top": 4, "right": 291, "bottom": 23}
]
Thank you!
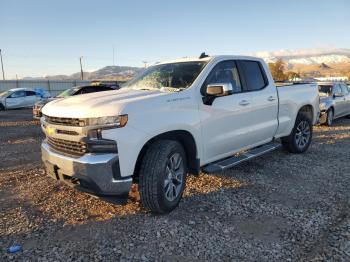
[
  {"left": 0, "top": 90, "right": 11, "bottom": 97},
  {"left": 318, "top": 85, "right": 332, "bottom": 96},
  {"left": 56, "top": 87, "right": 80, "bottom": 98},
  {"left": 124, "top": 61, "right": 207, "bottom": 91}
]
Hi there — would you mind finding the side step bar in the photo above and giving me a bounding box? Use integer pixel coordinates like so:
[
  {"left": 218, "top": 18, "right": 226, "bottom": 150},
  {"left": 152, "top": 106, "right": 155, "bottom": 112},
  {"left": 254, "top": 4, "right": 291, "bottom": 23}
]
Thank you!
[{"left": 202, "top": 142, "right": 281, "bottom": 173}]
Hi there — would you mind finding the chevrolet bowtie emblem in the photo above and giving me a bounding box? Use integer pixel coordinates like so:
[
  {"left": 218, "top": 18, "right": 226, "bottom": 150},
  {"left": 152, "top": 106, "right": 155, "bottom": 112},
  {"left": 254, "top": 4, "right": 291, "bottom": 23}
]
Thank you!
[{"left": 46, "top": 126, "right": 55, "bottom": 135}]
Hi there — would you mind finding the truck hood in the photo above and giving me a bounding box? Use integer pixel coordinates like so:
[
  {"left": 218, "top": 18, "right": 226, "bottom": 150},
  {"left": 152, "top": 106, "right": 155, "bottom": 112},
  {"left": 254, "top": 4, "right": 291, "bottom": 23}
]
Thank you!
[{"left": 42, "top": 88, "right": 168, "bottom": 118}]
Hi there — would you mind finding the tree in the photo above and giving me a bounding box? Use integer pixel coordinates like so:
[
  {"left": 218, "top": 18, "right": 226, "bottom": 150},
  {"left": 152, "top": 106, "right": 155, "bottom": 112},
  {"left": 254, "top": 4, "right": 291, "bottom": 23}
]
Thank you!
[
  {"left": 346, "top": 71, "right": 350, "bottom": 82},
  {"left": 285, "top": 71, "right": 300, "bottom": 81},
  {"left": 268, "top": 58, "right": 287, "bottom": 81}
]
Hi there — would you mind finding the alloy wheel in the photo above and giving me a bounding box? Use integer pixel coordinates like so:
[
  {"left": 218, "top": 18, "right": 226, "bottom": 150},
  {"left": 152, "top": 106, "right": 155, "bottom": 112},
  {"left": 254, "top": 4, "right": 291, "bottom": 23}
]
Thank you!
[
  {"left": 295, "top": 120, "right": 311, "bottom": 149},
  {"left": 164, "top": 153, "right": 184, "bottom": 202}
]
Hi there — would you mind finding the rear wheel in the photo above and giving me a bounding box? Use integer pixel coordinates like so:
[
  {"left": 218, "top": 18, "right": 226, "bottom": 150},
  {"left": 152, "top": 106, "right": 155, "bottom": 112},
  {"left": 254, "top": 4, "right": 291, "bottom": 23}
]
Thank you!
[
  {"left": 139, "top": 140, "right": 187, "bottom": 214},
  {"left": 0, "top": 103, "right": 4, "bottom": 111},
  {"left": 282, "top": 113, "right": 313, "bottom": 154},
  {"left": 325, "top": 108, "right": 334, "bottom": 126}
]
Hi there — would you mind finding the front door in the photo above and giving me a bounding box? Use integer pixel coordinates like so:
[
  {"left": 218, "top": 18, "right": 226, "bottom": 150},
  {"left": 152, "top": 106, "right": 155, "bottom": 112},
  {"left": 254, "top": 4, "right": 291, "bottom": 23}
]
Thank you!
[
  {"left": 333, "top": 84, "right": 346, "bottom": 117},
  {"left": 340, "top": 84, "right": 350, "bottom": 116},
  {"left": 5, "top": 90, "right": 26, "bottom": 108},
  {"left": 199, "top": 60, "right": 255, "bottom": 163}
]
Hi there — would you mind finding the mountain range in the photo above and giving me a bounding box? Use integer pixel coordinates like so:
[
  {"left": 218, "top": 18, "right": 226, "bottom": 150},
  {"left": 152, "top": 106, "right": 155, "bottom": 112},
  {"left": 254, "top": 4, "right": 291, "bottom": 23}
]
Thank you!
[
  {"left": 254, "top": 48, "right": 350, "bottom": 77},
  {"left": 23, "top": 48, "right": 350, "bottom": 80},
  {"left": 23, "top": 66, "right": 142, "bottom": 81},
  {"left": 253, "top": 48, "right": 350, "bottom": 65}
]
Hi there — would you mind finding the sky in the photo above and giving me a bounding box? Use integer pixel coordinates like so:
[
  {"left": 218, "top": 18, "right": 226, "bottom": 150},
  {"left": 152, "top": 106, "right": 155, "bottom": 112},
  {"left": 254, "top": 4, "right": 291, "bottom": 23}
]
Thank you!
[{"left": 0, "top": 0, "right": 349, "bottom": 79}]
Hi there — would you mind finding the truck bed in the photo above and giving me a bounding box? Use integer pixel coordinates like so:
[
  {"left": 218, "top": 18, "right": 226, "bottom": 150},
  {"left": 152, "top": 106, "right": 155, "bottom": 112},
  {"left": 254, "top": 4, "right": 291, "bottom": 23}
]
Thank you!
[{"left": 275, "top": 83, "right": 319, "bottom": 138}]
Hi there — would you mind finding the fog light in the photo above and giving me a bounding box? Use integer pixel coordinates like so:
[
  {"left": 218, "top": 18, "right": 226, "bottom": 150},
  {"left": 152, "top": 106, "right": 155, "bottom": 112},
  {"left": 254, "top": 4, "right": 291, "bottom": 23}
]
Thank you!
[{"left": 86, "top": 139, "right": 118, "bottom": 153}]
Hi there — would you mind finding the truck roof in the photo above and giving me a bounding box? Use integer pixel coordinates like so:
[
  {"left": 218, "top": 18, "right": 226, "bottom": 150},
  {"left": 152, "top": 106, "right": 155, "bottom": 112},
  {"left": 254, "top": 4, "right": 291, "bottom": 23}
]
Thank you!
[{"left": 157, "top": 55, "right": 265, "bottom": 65}]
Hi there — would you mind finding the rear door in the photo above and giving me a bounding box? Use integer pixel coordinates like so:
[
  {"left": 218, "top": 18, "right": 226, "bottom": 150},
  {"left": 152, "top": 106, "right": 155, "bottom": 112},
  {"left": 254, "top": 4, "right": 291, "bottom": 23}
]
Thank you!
[
  {"left": 237, "top": 60, "right": 278, "bottom": 144},
  {"left": 5, "top": 90, "right": 26, "bottom": 108},
  {"left": 25, "top": 90, "right": 39, "bottom": 107}
]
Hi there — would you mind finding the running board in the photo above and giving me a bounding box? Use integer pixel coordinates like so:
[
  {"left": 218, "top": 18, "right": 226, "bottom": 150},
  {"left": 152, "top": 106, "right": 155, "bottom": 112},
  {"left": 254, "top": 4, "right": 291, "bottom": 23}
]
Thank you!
[{"left": 202, "top": 142, "right": 281, "bottom": 173}]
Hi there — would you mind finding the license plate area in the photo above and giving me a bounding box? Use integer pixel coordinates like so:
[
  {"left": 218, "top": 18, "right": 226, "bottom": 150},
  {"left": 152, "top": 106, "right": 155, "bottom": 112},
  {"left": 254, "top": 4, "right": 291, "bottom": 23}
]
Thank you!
[{"left": 45, "top": 162, "right": 60, "bottom": 180}]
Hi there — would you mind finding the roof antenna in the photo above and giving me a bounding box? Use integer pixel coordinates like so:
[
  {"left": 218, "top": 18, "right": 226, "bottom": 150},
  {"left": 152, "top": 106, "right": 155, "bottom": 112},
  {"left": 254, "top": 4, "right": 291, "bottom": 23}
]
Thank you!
[{"left": 199, "top": 52, "right": 209, "bottom": 59}]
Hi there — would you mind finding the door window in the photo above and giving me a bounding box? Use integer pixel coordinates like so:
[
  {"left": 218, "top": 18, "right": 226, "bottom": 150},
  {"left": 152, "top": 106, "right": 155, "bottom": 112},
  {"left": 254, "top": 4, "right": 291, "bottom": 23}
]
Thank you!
[
  {"left": 204, "top": 60, "right": 242, "bottom": 93},
  {"left": 9, "top": 91, "right": 25, "bottom": 98},
  {"left": 25, "top": 90, "right": 37, "bottom": 96},
  {"left": 340, "top": 84, "right": 349, "bottom": 95},
  {"left": 333, "top": 84, "right": 342, "bottom": 95},
  {"left": 239, "top": 60, "right": 268, "bottom": 91}
]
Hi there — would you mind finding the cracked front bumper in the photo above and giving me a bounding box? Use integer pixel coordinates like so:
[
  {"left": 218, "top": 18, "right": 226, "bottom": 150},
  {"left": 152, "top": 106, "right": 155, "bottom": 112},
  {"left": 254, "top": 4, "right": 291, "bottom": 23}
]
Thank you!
[{"left": 41, "top": 141, "right": 132, "bottom": 196}]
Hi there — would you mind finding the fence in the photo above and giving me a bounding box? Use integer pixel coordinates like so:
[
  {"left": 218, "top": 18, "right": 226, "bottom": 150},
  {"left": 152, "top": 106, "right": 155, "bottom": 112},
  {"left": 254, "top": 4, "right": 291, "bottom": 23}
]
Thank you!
[{"left": 0, "top": 80, "right": 91, "bottom": 96}]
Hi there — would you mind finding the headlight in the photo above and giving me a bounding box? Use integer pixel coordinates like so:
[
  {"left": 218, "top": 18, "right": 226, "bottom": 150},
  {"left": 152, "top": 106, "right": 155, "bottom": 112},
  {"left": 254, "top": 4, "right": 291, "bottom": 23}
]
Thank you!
[
  {"left": 85, "top": 115, "right": 128, "bottom": 128},
  {"left": 320, "top": 103, "right": 326, "bottom": 110}
]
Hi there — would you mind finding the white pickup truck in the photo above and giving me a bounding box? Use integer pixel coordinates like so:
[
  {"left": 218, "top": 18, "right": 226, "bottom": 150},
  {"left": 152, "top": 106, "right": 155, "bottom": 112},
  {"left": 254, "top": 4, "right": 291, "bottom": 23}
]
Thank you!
[{"left": 41, "top": 55, "right": 319, "bottom": 213}]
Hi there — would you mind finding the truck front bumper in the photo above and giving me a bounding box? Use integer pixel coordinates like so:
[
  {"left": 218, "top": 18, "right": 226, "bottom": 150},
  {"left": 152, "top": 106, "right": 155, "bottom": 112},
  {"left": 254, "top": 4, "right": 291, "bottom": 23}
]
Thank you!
[{"left": 41, "top": 141, "right": 132, "bottom": 196}]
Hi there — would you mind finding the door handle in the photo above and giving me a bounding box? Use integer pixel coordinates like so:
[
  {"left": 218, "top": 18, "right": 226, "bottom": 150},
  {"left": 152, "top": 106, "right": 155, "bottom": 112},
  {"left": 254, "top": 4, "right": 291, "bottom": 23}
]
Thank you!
[
  {"left": 268, "top": 96, "right": 276, "bottom": 101},
  {"left": 239, "top": 100, "right": 250, "bottom": 106}
]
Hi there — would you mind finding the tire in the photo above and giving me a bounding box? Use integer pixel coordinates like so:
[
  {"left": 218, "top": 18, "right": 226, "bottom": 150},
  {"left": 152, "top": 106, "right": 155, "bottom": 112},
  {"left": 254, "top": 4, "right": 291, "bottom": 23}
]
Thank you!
[
  {"left": 0, "top": 103, "right": 4, "bottom": 111},
  {"left": 139, "top": 140, "right": 187, "bottom": 214},
  {"left": 325, "top": 108, "right": 334, "bottom": 126},
  {"left": 282, "top": 113, "right": 313, "bottom": 154}
]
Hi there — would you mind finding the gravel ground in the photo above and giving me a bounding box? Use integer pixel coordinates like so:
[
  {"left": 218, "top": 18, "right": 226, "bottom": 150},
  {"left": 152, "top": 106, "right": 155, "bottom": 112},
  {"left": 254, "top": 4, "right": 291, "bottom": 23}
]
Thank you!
[{"left": 1, "top": 109, "right": 350, "bottom": 261}]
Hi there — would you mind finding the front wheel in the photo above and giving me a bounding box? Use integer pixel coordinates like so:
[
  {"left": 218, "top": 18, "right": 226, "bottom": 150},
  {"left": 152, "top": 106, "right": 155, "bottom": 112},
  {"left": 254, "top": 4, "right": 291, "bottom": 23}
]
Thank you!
[
  {"left": 139, "top": 140, "right": 187, "bottom": 214},
  {"left": 325, "top": 109, "right": 334, "bottom": 126},
  {"left": 282, "top": 113, "right": 313, "bottom": 154}
]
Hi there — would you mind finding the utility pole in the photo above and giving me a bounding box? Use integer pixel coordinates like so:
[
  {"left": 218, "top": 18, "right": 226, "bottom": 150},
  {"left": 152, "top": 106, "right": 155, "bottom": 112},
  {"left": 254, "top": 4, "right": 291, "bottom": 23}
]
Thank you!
[
  {"left": 0, "top": 49, "right": 5, "bottom": 80},
  {"left": 113, "top": 46, "right": 115, "bottom": 66},
  {"left": 79, "top": 56, "right": 84, "bottom": 80}
]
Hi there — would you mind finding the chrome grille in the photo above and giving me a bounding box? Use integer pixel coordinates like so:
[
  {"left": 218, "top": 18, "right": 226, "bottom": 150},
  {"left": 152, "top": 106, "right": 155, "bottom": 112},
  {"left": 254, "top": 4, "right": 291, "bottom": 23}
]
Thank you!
[
  {"left": 44, "top": 115, "right": 85, "bottom": 127},
  {"left": 47, "top": 137, "right": 87, "bottom": 156}
]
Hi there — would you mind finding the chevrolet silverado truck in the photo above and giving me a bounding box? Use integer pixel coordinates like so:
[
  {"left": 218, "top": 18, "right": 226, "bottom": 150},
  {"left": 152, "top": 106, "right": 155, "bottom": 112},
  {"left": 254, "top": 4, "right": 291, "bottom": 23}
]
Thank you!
[{"left": 41, "top": 55, "right": 319, "bottom": 214}]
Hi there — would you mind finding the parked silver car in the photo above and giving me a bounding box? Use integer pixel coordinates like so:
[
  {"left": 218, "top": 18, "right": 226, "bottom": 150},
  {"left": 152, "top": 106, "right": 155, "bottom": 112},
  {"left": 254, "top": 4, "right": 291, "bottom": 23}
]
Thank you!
[
  {"left": 0, "top": 88, "right": 45, "bottom": 110},
  {"left": 318, "top": 82, "right": 350, "bottom": 125}
]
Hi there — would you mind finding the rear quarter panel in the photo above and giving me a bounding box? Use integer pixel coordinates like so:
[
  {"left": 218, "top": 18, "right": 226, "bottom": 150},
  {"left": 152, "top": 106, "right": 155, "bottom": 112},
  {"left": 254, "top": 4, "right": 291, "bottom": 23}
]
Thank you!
[{"left": 275, "top": 83, "right": 319, "bottom": 138}]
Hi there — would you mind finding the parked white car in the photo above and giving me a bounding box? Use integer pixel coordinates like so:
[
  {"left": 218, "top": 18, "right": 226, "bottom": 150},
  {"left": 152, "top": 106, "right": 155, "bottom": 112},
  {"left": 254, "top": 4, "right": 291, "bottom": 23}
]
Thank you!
[
  {"left": 41, "top": 54, "right": 319, "bottom": 213},
  {"left": 0, "top": 88, "right": 44, "bottom": 110}
]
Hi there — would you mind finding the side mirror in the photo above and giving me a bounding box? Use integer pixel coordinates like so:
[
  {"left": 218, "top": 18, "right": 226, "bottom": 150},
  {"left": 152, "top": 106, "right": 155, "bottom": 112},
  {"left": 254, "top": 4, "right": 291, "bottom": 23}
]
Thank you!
[
  {"left": 206, "top": 83, "right": 233, "bottom": 97},
  {"left": 333, "top": 93, "right": 343, "bottom": 98}
]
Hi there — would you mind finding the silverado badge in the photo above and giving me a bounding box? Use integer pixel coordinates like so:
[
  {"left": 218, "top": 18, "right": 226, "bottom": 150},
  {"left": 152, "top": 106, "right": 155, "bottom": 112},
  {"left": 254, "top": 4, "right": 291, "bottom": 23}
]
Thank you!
[{"left": 46, "top": 126, "right": 55, "bottom": 135}]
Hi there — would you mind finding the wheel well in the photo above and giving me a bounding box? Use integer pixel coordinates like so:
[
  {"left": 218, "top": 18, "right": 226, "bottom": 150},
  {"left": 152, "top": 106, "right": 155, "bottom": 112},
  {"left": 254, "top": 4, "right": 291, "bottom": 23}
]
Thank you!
[
  {"left": 298, "top": 105, "right": 314, "bottom": 122},
  {"left": 133, "top": 130, "right": 199, "bottom": 182}
]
